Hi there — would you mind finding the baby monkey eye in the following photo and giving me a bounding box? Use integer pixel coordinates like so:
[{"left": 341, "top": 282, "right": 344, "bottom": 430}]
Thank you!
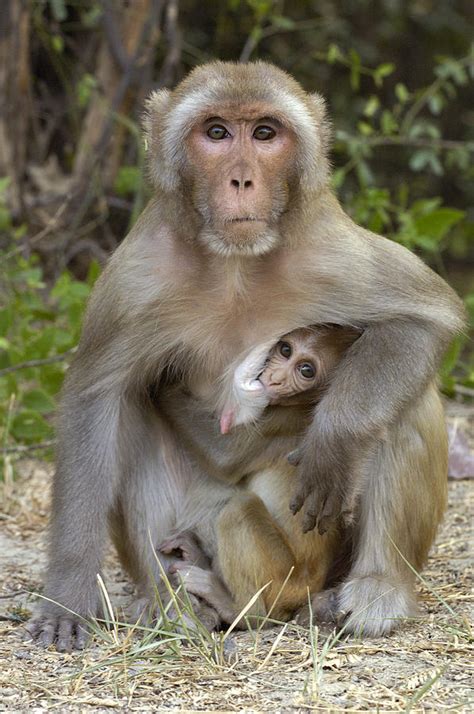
[
  {"left": 298, "top": 362, "right": 315, "bottom": 379},
  {"left": 207, "top": 125, "right": 229, "bottom": 140},
  {"left": 279, "top": 342, "right": 292, "bottom": 358},
  {"left": 253, "top": 125, "right": 276, "bottom": 141}
]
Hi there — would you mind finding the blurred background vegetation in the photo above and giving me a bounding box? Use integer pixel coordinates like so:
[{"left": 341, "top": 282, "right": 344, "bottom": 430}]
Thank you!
[{"left": 1, "top": 0, "right": 473, "bottom": 463}]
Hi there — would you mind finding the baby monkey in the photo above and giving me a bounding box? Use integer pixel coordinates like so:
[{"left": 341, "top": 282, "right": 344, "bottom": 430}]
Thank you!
[
  {"left": 220, "top": 325, "right": 359, "bottom": 434},
  {"left": 160, "top": 325, "right": 360, "bottom": 627}
]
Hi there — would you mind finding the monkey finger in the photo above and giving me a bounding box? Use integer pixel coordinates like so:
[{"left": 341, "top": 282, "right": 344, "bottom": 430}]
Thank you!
[
  {"left": 287, "top": 449, "right": 302, "bottom": 467},
  {"left": 341, "top": 507, "right": 356, "bottom": 527},
  {"left": 302, "top": 492, "right": 323, "bottom": 533},
  {"left": 289, "top": 492, "right": 304, "bottom": 515},
  {"left": 289, "top": 479, "right": 312, "bottom": 515},
  {"left": 24, "top": 618, "right": 41, "bottom": 640},
  {"left": 35, "top": 619, "right": 57, "bottom": 649},
  {"left": 74, "top": 623, "right": 90, "bottom": 650},
  {"left": 56, "top": 618, "right": 74, "bottom": 653},
  {"left": 315, "top": 492, "right": 340, "bottom": 534}
]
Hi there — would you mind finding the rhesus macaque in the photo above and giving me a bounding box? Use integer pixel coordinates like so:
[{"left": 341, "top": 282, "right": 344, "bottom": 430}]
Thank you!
[
  {"left": 160, "top": 326, "right": 360, "bottom": 626},
  {"left": 28, "top": 61, "right": 464, "bottom": 651}
]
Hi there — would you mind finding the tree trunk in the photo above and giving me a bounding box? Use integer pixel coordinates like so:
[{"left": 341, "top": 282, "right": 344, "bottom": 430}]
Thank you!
[
  {"left": 0, "top": 0, "right": 31, "bottom": 217},
  {"left": 73, "top": 0, "right": 164, "bottom": 192}
]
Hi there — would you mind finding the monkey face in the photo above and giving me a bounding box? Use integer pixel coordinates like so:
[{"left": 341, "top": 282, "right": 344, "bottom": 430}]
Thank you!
[
  {"left": 259, "top": 337, "right": 321, "bottom": 404},
  {"left": 185, "top": 110, "right": 298, "bottom": 257}
]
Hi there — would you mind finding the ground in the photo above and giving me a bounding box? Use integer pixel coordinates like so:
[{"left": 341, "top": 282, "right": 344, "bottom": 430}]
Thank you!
[{"left": 0, "top": 409, "right": 472, "bottom": 712}]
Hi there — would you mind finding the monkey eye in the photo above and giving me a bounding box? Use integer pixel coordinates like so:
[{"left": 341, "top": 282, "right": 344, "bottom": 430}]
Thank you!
[
  {"left": 207, "top": 125, "right": 229, "bottom": 140},
  {"left": 279, "top": 342, "right": 292, "bottom": 358},
  {"left": 253, "top": 126, "right": 276, "bottom": 141},
  {"left": 298, "top": 363, "right": 315, "bottom": 379}
]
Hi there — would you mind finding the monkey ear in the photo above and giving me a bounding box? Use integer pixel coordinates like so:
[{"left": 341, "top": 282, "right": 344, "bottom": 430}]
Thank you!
[
  {"left": 308, "top": 93, "right": 331, "bottom": 151},
  {"left": 143, "top": 89, "right": 179, "bottom": 192},
  {"left": 298, "top": 93, "right": 332, "bottom": 192}
]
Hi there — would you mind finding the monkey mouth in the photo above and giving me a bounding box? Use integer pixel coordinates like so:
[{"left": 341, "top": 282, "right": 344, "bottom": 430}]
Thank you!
[{"left": 227, "top": 216, "right": 264, "bottom": 224}]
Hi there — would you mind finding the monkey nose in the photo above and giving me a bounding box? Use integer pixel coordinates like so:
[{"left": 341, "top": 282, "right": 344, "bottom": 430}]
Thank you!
[
  {"left": 230, "top": 177, "right": 253, "bottom": 191},
  {"left": 268, "top": 371, "right": 283, "bottom": 386}
]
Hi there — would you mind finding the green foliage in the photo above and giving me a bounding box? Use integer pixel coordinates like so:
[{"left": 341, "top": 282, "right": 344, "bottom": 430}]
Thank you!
[
  {"left": 0, "top": 251, "right": 99, "bottom": 453},
  {"left": 114, "top": 166, "right": 142, "bottom": 196},
  {"left": 76, "top": 73, "right": 98, "bottom": 109}
]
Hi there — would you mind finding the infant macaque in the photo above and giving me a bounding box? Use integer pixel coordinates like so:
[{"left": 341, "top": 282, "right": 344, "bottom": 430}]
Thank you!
[
  {"left": 220, "top": 325, "right": 359, "bottom": 434},
  {"left": 159, "top": 325, "right": 360, "bottom": 628}
]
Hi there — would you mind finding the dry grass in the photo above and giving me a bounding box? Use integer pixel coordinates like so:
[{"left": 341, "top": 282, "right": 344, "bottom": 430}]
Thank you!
[{"left": 0, "top": 458, "right": 472, "bottom": 712}]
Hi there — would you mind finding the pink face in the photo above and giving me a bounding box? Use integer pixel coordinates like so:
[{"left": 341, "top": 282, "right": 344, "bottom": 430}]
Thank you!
[
  {"left": 185, "top": 106, "right": 298, "bottom": 255},
  {"left": 259, "top": 338, "right": 320, "bottom": 402}
]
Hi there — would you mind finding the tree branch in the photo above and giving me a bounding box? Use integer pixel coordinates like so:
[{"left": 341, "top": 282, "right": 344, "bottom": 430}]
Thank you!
[
  {"left": 1, "top": 439, "right": 55, "bottom": 454},
  {"left": 0, "top": 348, "right": 76, "bottom": 377}
]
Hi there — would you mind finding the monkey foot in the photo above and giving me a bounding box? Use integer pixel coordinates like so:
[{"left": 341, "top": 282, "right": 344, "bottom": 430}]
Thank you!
[
  {"left": 298, "top": 577, "right": 418, "bottom": 637},
  {"left": 337, "top": 576, "right": 418, "bottom": 636},
  {"left": 131, "top": 592, "right": 221, "bottom": 633},
  {"left": 26, "top": 613, "right": 90, "bottom": 652},
  {"left": 159, "top": 531, "right": 210, "bottom": 569}
]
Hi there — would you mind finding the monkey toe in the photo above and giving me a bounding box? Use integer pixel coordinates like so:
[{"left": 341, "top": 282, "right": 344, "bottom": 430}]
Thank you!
[
  {"left": 295, "top": 588, "right": 339, "bottom": 627},
  {"left": 311, "top": 588, "right": 340, "bottom": 623}
]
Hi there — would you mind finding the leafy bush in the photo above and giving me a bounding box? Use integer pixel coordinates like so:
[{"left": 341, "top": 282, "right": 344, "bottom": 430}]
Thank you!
[{"left": 0, "top": 250, "right": 99, "bottom": 459}]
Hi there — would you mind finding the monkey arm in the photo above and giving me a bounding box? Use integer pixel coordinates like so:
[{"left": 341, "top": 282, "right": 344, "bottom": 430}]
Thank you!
[
  {"left": 27, "top": 240, "right": 166, "bottom": 650},
  {"left": 220, "top": 340, "right": 276, "bottom": 433},
  {"left": 292, "top": 223, "right": 466, "bottom": 534}
]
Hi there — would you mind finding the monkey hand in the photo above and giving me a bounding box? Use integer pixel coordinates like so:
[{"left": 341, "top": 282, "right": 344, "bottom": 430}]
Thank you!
[
  {"left": 288, "top": 440, "right": 347, "bottom": 535},
  {"left": 26, "top": 606, "right": 91, "bottom": 652},
  {"left": 221, "top": 339, "right": 275, "bottom": 432}
]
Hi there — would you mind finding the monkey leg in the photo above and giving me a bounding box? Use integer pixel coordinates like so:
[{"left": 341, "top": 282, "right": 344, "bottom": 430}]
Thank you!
[
  {"left": 112, "top": 434, "right": 185, "bottom": 598},
  {"left": 215, "top": 492, "right": 310, "bottom": 624},
  {"left": 26, "top": 388, "right": 132, "bottom": 652},
  {"left": 318, "top": 385, "right": 448, "bottom": 636}
]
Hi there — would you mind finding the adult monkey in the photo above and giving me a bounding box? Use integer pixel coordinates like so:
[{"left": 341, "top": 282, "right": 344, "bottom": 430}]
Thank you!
[{"left": 28, "top": 61, "right": 464, "bottom": 651}]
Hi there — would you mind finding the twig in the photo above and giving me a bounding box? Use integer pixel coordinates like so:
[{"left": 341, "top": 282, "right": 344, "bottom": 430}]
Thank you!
[
  {"left": 358, "top": 136, "right": 472, "bottom": 151},
  {"left": 102, "top": 0, "right": 132, "bottom": 72},
  {"left": 0, "top": 347, "right": 76, "bottom": 377},
  {"left": 3, "top": 200, "right": 69, "bottom": 260},
  {"left": 0, "top": 590, "right": 29, "bottom": 599},
  {"left": 401, "top": 53, "right": 473, "bottom": 133},
  {"left": 1, "top": 439, "right": 55, "bottom": 454},
  {"left": 158, "top": 0, "right": 182, "bottom": 87}
]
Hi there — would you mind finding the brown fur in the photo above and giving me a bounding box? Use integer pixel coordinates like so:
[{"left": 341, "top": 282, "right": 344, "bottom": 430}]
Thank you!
[{"left": 27, "top": 62, "right": 464, "bottom": 651}]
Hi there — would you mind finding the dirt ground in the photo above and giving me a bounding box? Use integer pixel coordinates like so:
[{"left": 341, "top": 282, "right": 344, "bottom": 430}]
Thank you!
[{"left": 0, "top": 409, "right": 473, "bottom": 712}]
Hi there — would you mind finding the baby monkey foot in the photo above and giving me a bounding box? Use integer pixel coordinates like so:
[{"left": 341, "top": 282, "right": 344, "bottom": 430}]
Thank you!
[{"left": 159, "top": 531, "right": 211, "bottom": 570}]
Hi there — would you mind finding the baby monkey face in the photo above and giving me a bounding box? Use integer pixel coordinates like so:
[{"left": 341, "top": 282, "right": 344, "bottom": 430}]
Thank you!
[{"left": 258, "top": 333, "right": 321, "bottom": 402}]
